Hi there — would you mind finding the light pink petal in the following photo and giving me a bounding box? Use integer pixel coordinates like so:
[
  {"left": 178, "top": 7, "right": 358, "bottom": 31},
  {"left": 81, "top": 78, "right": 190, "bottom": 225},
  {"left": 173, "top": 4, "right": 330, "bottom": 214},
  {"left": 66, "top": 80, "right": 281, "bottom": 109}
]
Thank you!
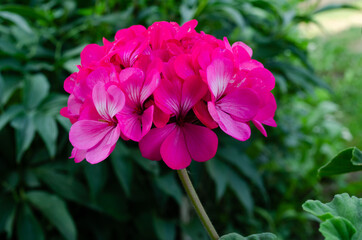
[
  {"left": 139, "top": 123, "right": 176, "bottom": 160},
  {"left": 93, "top": 83, "right": 125, "bottom": 121},
  {"left": 180, "top": 76, "right": 207, "bottom": 116},
  {"left": 208, "top": 102, "right": 251, "bottom": 141},
  {"left": 70, "top": 148, "right": 86, "bottom": 163},
  {"left": 174, "top": 54, "right": 195, "bottom": 79},
  {"left": 217, "top": 88, "right": 259, "bottom": 122},
  {"left": 69, "top": 120, "right": 114, "bottom": 149},
  {"left": 183, "top": 123, "right": 218, "bottom": 162},
  {"left": 262, "top": 118, "right": 277, "bottom": 127},
  {"left": 85, "top": 126, "right": 120, "bottom": 164},
  {"left": 141, "top": 105, "right": 154, "bottom": 139},
  {"left": 193, "top": 100, "right": 218, "bottom": 129},
  {"left": 80, "top": 44, "right": 105, "bottom": 66},
  {"left": 206, "top": 57, "right": 234, "bottom": 100},
  {"left": 161, "top": 126, "right": 191, "bottom": 170},
  {"left": 247, "top": 67, "right": 275, "bottom": 92}
]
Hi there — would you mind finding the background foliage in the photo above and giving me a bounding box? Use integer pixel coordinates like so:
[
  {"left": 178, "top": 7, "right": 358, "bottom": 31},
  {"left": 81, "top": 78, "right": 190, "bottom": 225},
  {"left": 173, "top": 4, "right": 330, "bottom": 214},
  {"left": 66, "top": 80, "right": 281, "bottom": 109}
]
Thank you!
[{"left": 0, "top": 0, "right": 360, "bottom": 239}]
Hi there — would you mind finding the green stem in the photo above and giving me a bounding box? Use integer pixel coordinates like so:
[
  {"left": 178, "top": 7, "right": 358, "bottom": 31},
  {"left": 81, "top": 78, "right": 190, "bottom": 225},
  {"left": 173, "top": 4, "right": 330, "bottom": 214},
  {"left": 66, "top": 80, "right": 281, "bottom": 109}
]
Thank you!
[{"left": 177, "top": 168, "right": 219, "bottom": 240}]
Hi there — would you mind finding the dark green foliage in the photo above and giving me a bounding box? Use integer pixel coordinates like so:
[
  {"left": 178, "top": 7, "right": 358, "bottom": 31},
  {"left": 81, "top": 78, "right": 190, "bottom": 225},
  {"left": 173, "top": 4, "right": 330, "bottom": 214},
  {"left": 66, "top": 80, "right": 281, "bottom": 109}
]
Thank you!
[{"left": 0, "top": 0, "right": 354, "bottom": 239}]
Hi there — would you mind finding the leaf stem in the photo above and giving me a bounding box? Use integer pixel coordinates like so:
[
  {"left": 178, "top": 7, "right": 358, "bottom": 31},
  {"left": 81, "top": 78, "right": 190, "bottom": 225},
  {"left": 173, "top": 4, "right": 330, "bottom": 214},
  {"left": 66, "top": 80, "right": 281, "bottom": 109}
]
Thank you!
[{"left": 177, "top": 168, "right": 219, "bottom": 240}]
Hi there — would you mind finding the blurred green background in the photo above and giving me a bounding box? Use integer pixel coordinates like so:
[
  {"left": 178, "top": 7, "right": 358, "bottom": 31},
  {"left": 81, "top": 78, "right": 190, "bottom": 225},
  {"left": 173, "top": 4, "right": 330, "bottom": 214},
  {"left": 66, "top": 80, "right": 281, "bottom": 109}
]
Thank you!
[{"left": 0, "top": 0, "right": 361, "bottom": 239}]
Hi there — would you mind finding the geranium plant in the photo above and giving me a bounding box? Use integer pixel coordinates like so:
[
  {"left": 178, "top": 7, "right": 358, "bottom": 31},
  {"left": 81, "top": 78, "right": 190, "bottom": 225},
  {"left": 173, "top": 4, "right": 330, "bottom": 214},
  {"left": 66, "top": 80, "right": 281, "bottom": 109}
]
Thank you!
[{"left": 61, "top": 20, "right": 277, "bottom": 239}]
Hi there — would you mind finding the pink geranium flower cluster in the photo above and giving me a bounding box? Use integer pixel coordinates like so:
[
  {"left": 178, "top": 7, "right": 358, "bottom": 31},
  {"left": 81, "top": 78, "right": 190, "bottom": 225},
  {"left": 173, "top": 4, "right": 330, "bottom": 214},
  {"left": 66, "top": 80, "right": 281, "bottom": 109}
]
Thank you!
[{"left": 61, "top": 20, "right": 277, "bottom": 170}]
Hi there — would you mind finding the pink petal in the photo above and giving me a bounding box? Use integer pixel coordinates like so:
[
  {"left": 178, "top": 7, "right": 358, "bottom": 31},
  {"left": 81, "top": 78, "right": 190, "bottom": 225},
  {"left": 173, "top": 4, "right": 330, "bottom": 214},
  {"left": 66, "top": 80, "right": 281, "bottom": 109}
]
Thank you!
[
  {"left": 232, "top": 41, "right": 253, "bottom": 58},
  {"left": 232, "top": 45, "right": 251, "bottom": 67},
  {"left": 208, "top": 102, "right": 251, "bottom": 141},
  {"left": 141, "top": 105, "right": 154, "bottom": 139},
  {"left": 217, "top": 88, "right": 259, "bottom": 122},
  {"left": 140, "top": 69, "right": 160, "bottom": 104},
  {"left": 180, "top": 76, "right": 207, "bottom": 116},
  {"left": 153, "top": 104, "right": 170, "bottom": 128},
  {"left": 254, "top": 91, "right": 277, "bottom": 123},
  {"left": 117, "top": 105, "right": 142, "bottom": 141},
  {"left": 252, "top": 120, "right": 267, "bottom": 137},
  {"left": 160, "top": 126, "right": 191, "bottom": 170},
  {"left": 85, "top": 126, "right": 120, "bottom": 164},
  {"left": 183, "top": 123, "right": 218, "bottom": 162},
  {"left": 86, "top": 67, "right": 111, "bottom": 89},
  {"left": 69, "top": 120, "right": 114, "bottom": 149},
  {"left": 154, "top": 77, "right": 181, "bottom": 115},
  {"left": 92, "top": 83, "right": 125, "bottom": 121},
  {"left": 119, "top": 67, "right": 145, "bottom": 104},
  {"left": 80, "top": 44, "right": 105, "bottom": 66},
  {"left": 174, "top": 54, "right": 195, "bottom": 79},
  {"left": 176, "top": 19, "right": 198, "bottom": 39},
  {"left": 206, "top": 57, "right": 234, "bottom": 100},
  {"left": 148, "top": 21, "right": 176, "bottom": 50},
  {"left": 247, "top": 67, "right": 275, "bottom": 92},
  {"left": 139, "top": 123, "right": 176, "bottom": 160},
  {"left": 193, "top": 100, "right": 218, "bottom": 129},
  {"left": 70, "top": 148, "right": 86, "bottom": 163},
  {"left": 64, "top": 73, "right": 77, "bottom": 93},
  {"left": 239, "top": 59, "right": 263, "bottom": 71}
]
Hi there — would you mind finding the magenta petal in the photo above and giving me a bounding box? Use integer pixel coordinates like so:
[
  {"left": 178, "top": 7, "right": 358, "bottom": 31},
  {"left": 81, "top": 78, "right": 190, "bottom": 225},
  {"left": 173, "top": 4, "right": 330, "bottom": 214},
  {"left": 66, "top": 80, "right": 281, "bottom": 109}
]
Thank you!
[
  {"left": 139, "top": 123, "right": 176, "bottom": 160},
  {"left": 140, "top": 69, "right": 160, "bottom": 104},
  {"left": 119, "top": 67, "right": 145, "bottom": 104},
  {"left": 183, "top": 123, "right": 218, "bottom": 162},
  {"left": 81, "top": 44, "right": 105, "bottom": 66},
  {"left": 206, "top": 57, "right": 234, "bottom": 99},
  {"left": 154, "top": 78, "right": 180, "bottom": 115},
  {"left": 93, "top": 83, "right": 125, "bottom": 120},
  {"left": 85, "top": 126, "right": 120, "bottom": 164},
  {"left": 193, "top": 100, "right": 218, "bottom": 129},
  {"left": 232, "top": 41, "right": 253, "bottom": 58},
  {"left": 86, "top": 68, "right": 111, "bottom": 89},
  {"left": 217, "top": 88, "right": 259, "bottom": 122},
  {"left": 208, "top": 102, "right": 251, "bottom": 141},
  {"left": 174, "top": 54, "right": 195, "bottom": 79},
  {"left": 141, "top": 105, "right": 154, "bottom": 139},
  {"left": 247, "top": 67, "right": 275, "bottom": 92},
  {"left": 181, "top": 76, "right": 207, "bottom": 115},
  {"left": 161, "top": 126, "right": 192, "bottom": 170},
  {"left": 252, "top": 120, "right": 267, "bottom": 137},
  {"left": 69, "top": 120, "right": 113, "bottom": 149},
  {"left": 117, "top": 105, "right": 142, "bottom": 141},
  {"left": 153, "top": 104, "right": 170, "bottom": 128},
  {"left": 70, "top": 148, "right": 86, "bottom": 163}
]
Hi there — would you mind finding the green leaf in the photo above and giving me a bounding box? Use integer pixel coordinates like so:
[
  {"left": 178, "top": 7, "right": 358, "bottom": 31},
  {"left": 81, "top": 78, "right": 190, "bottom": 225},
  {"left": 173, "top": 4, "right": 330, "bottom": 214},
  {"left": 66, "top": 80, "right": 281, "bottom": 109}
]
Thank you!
[
  {"left": 34, "top": 113, "right": 58, "bottom": 157},
  {"left": 111, "top": 143, "right": 133, "bottom": 197},
  {"left": 132, "top": 149, "right": 160, "bottom": 174},
  {"left": 220, "top": 232, "right": 278, "bottom": 240},
  {"left": 303, "top": 193, "right": 362, "bottom": 240},
  {"left": 153, "top": 216, "right": 176, "bottom": 240},
  {"left": 27, "top": 191, "right": 77, "bottom": 240},
  {"left": 17, "top": 204, "right": 44, "bottom": 240},
  {"left": 318, "top": 147, "right": 362, "bottom": 177},
  {"left": 0, "top": 74, "right": 22, "bottom": 106},
  {"left": 155, "top": 173, "right": 183, "bottom": 205},
  {"left": 313, "top": 4, "right": 360, "bottom": 14},
  {"left": 207, "top": 158, "right": 253, "bottom": 215},
  {"left": 0, "top": 104, "right": 23, "bottom": 131},
  {"left": 34, "top": 167, "right": 89, "bottom": 205},
  {"left": 11, "top": 113, "right": 35, "bottom": 162},
  {"left": 0, "top": 11, "right": 32, "bottom": 34},
  {"left": 320, "top": 217, "right": 356, "bottom": 240},
  {"left": 23, "top": 74, "right": 50, "bottom": 109},
  {"left": 0, "top": 194, "right": 16, "bottom": 237},
  {"left": 84, "top": 161, "right": 108, "bottom": 198}
]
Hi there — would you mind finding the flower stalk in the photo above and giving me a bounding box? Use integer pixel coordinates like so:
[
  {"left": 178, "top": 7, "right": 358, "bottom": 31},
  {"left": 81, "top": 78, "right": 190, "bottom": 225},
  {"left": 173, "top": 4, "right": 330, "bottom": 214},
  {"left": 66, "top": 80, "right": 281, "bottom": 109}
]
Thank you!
[{"left": 177, "top": 168, "right": 219, "bottom": 240}]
